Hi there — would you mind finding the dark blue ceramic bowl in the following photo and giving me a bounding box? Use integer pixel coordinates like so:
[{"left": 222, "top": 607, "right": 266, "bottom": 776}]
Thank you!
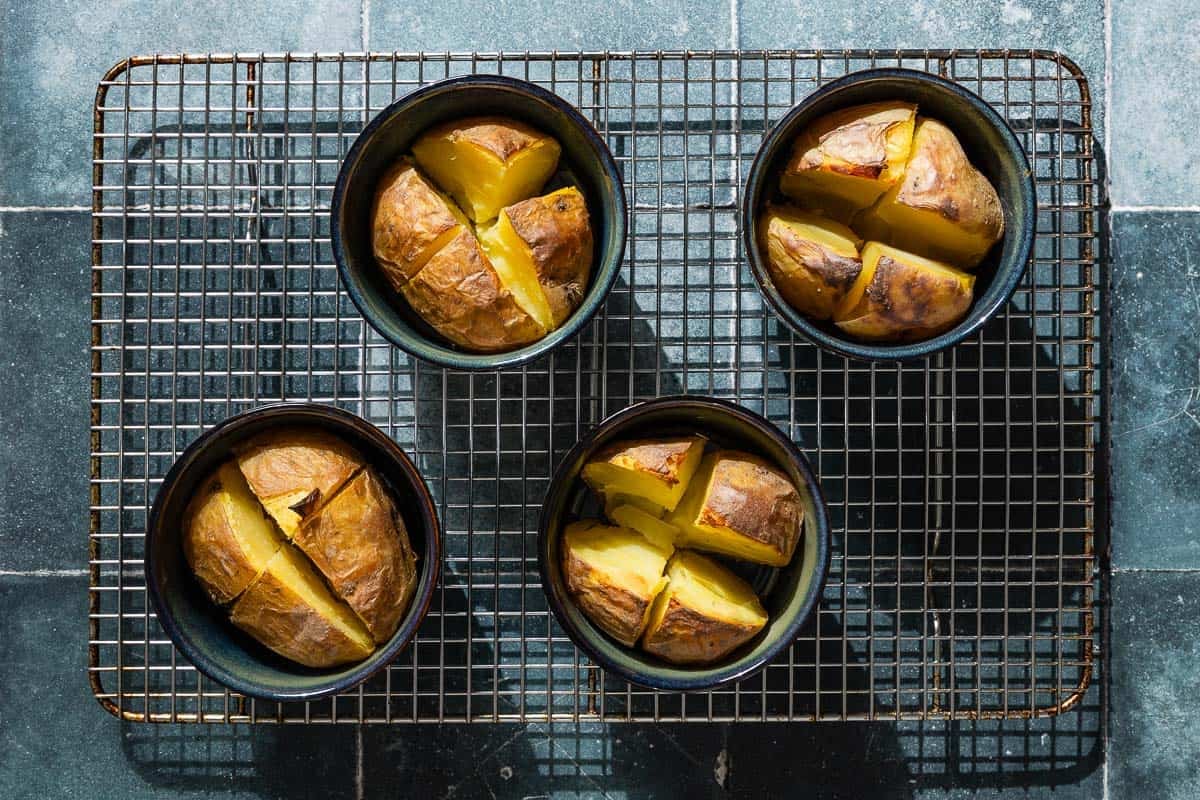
[
  {"left": 332, "top": 74, "right": 627, "bottom": 370},
  {"left": 145, "top": 404, "right": 441, "bottom": 702},
  {"left": 539, "top": 396, "right": 831, "bottom": 692},
  {"left": 743, "top": 68, "right": 1036, "bottom": 362}
]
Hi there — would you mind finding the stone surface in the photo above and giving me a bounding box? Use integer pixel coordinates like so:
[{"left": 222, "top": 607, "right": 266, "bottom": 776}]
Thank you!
[
  {"left": 736, "top": 0, "right": 1107, "bottom": 144},
  {"left": 1110, "top": 571, "right": 1200, "bottom": 799},
  {"left": 0, "top": 212, "right": 91, "bottom": 571},
  {"left": 1110, "top": 212, "right": 1200, "bottom": 569},
  {"left": 0, "top": 0, "right": 363, "bottom": 206},
  {"left": 367, "top": 0, "right": 733, "bottom": 52},
  {"left": 1110, "top": 0, "right": 1200, "bottom": 205}
]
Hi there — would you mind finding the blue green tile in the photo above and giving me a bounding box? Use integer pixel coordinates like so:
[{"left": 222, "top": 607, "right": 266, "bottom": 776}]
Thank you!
[
  {"left": 0, "top": 0, "right": 362, "bottom": 206},
  {"left": 0, "top": 212, "right": 90, "bottom": 571},
  {"left": 367, "top": 0, "right": 733, "bottom": 52},
  {"left": 1110, "top": 212, "right": 1200, "bottom": 569},
  {"left": 0, "top": 575, "right": 357, "bottom": 798},
  {"left": 1110, "top": 571, "right": 1200, "bottom": 799},
  {"left": 1111, "top": 0, "right": 1200, "bottom": 205}
]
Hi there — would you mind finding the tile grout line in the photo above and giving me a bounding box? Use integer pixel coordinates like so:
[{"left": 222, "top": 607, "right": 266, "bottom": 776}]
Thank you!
[
  {"left": 729, "top": 0, "right": 740, "bottom": 49},
  {"left": 1110, "top": 567, "right": 1200, "bottom": 574},
  {"left": 355, "top": 724, "right": 364, "bottom": 800},
  {"left": 1103, "top": 0, "right": 1113, "bottom": 195},
  {"left": 0, "top": 205, "right": 91, "bottom": 212},
  {"left": 0, "top": 569, "right": 89, "bottom": 577},
  {"left": 361, "top": 0, "right": 370, "bottom": 53}
]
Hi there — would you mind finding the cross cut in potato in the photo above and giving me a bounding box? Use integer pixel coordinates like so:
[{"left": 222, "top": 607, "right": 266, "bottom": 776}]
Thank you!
[
  {"left": 371, "top": 158, "right": 469, "bottom": 288},
  {"left": 759, "top": 205, "right": 863, "bottom": 320}
]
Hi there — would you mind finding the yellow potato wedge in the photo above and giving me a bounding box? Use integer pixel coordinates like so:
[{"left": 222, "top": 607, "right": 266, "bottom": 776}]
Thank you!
[
  {"left": 759, "top": 205, "right": 863, "bottom": 320},
  {"left": 641, "top": 551, "right": 768, "bottom": 666},
  {"left": 182, "top": 461, "right": 286, "bottom": 606},
  {"left": 294, "top": 468, "right": 418, "bottom": 644},
  {"left": 561, "top": 521, "right": 673, "bottom": 647},
  {"left": 669, "top": 450, "right": 804, "bottom": 567},
  {"left": 855, "top": 117, "right": 1004, "bottom": 268},
  {"left": 607, "top": 503, "right": 680, "bottom": 552},
  {"left": 833, "top": 241, "right": 975, "bottom": 341},
  {"left": 780, "top": 101, "right": 917, "bottom": 221},
  {"left": 236, "top": 429, "right": 364, "bottom": 539},
  {"left": 412, "top": 116, "right": 561, "bottom": 222},
  {"left": 582, "top": 436, "right": 706, "bottom": 513}
]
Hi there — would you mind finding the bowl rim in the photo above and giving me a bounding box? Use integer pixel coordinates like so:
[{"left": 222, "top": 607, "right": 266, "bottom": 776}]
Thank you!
[
  {"left": 332, "top": 73, "right": 628, "bottom": 371},
  {"left": 144, "top": 402, "right": 442, "bottom": 702},
  {"left": 537, "top": 395, "right": 832, "bottom": 691},
  {"left": 741, "top": 67, "right": 1036, "bottom": 362}
]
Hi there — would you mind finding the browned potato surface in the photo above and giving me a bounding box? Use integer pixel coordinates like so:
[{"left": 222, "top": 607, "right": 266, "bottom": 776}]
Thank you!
[
  {"left": 641, "top": 551, "right": 768, "bottom": 665},
  {"left": 294, "top": 468, "right": 418, "bottom": 644},
  {"left": 582, "top": 436, "right": 706, "bottom": 512},
  {"left": 400, "top": 226, "right": 546, "bottom": 352},
  {"left": 371, "top": 159, "right": 468, "bottom": 289},
  {"left": 561, "top": 521, "right": 673, "bottom": 647},
  {"left": 669, "top": 450, "right": 804, "bottom": 567},
  {"left": 855, "top": 117, "right": 1003, "bottom": 268},
  {"left": 759, "top": 205, "right": 863, "bottom": 320},
  {"left": 833, "top": 241, "right": 975, "bottom": 341}
]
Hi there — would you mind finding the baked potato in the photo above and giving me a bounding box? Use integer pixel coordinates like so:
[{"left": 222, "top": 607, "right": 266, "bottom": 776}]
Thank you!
[
  {"left": 412, "top": 116, "right": 561, "bottom": 223},
  {"left": 668, "top": 449, "right": 804, "bottom": 567},
  {"left": 582, "top": 435, "right": 706, "bottom": 513},
  {"left": 759, "top": 205, "right": 863, "bottom": 320},
  {"left": 229, "top": 543, "right": 376, "bottom": 668},
  {"left": 400, "top": 226, "right": 546, "bottom": 352},
  {"left": 855, "top": 117, "right": 1003, "bottom": 268},
  {"left": 477, "top": 186, "right": 593, "bottom": 332},
  {"left": 561, "top": 521, "right": 673, "bottom": 647},
  {"left": 602, "top": 491, "right": 667, "bottom": 519},
  {"left": 294, "top": 468, "right": 418, "bottom": 644},
  {"left": 183, "top": 461, "right": 285, "bottom": 606},
  {"left": 833, "top": 241, "right": 975, "bottom": 341},
  {"left": 780, "top": 101, "right": 917, "bottom": 222},
  {"left": 641, "top": 550, "right": 768, "bottom": 666},
  {"left": 235, "top": 429, "right": 363, "bottom": 538},
  {"left": 606, "top": 502, "right": 679, "bottom": 551},
  {"left": 371, "top": 158, "right": 468, "bottom": 289}
]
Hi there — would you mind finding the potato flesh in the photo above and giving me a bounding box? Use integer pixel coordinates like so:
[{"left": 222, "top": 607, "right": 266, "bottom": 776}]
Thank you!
[
  {"left": 855, "top": 118, "right": 1003, "bottom": 268},
  {"left": 781, "top": 102, "right": 916, "bottom": 222},
  {"left": 183, "top": 461, "right": 285, "bottom": 606},
  {"left": 561, "top": 521, "right": 672, "bottom": 646},
  {"left": 834, "top": 241, "right": 975, "bottom": 341},
  {"left": 500, "top": 187, "right": 593, "bottom": 329},
  {"left": 412, "top": 119, "right": 561, "bottom": 223},
  {"left": 602, "top": 491, "right": 666, "bottom": 519},
  {"left": 582, "top": 436, "right": 706, "bottom": 512},
  {"left": 664, "top": 551, "right": 766, "bottom": 628},
  {"left": 229, "top": 544, "right": 375, "bottom": 667},
  {"left": 477, "top": 212, "right": 556, "bottom": 332},
  {"left": 608, "top": 503, "right": 679, "bottom": 551},
  {"left": 760, "top": 206, "right": 863, "bottom": 320}
]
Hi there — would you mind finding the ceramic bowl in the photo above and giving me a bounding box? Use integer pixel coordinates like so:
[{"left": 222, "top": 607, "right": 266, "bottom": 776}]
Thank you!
[
  {"left": 145, "top": 403, "right": 440, "bottom": 701},
  {"left": 332, "top": 74, "right": 627, "bottom": 370},
  {"left": 742, "top": 68, "right": 1036, "bottom": 361},
  {"left": 538, "top": 396, "right": 830, "bottom": 691}
]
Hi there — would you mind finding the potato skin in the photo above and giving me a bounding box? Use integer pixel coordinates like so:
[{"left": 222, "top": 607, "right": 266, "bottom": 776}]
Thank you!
[
  {"left": 761, "top": 211, "right": 862, "bottom": 320},
  {"left": 562, "top": 546, "right": 657, "bottom": 648},
  {"left": 641, "top": 593, "right": 763, "bottom": 665},
  {"left": 401, "top": 227, "right": 545, "bottom": 352},
  {"left": 371, "top": 159, "right": 463, "bottom": 289},
  {"left": 183, "top": 473, "right": 262, "bottom": 606},
  {"left": 503, "top": 187, "right": 593, "bottom": 327},
  {"left": 693, "top": 451, "right": 804, "bottom": 566},
  {"left": 835, "top": 253, "right": 974, "bottom": 341},
  {"left": 228, "top": 552, "right": 374, "bottom": 668},
  {"left": 590, "top": 437, "right": 699, "bottom": 489},
  {"left": 236, "top": 429, "right": 363, "bottom": 536},
  {"left": 294, "top": 468, "right": 417, "bottom": 644},
  {"left": 424, "top": 116, "right": 545, "bottom": 162}
]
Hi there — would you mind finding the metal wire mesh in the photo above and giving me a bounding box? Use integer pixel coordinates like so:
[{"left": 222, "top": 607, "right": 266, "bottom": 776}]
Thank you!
[{"left": 90, "top": 50, "right": 1100, "bottom": 723}]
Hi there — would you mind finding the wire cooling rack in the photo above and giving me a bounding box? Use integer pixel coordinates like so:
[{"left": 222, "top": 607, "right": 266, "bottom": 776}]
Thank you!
[{"left": 91, "top": 50, "right": 1101, "bottom": 723}]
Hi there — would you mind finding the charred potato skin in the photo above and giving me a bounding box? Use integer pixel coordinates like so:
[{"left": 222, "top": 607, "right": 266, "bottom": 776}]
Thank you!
[
  {"left": 432, "top": 117, "right": 545, "bottom": 163},
  {"left": 400, "top": 227, "right": 545, "bottom": 352},
  {"left": 228, "top": 566, "right": 373, "bottom": 668},
  {"left": 370, "top": 159, "right": 462, "bottom": 289},
  {"left": 590, "top": 438, "right": 697, "bottom": 491},
  {"left": 837, "top": 254, "right": 974, "bottom": 341},
  {"left": 182, "top": 474, "right": 262, "bottom": 606},
  {"left": 761, "top": 212, "right": 862, "bottom": 320},
  {"left": 561, "top": 546, "right": 657, "bottom": 648},
  {"left": 294, "top": 469, "right": 418, "bottom": 644},
  {"left": 640, "top": 594, "right": 762, "bottom": 665},
  {"left": 692, "top": 451, "right": 805, "bottom": 566},
  {"left": 504, "top": 187, "right": 593, "bottom": 327},
  {"left": 235, "top": 430, "right": 363, "bottom": 527}
]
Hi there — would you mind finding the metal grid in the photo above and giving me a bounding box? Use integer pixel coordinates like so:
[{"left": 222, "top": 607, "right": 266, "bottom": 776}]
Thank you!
[{"left": 90, "top": 50, "right": 1100, "bottom": 723}]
